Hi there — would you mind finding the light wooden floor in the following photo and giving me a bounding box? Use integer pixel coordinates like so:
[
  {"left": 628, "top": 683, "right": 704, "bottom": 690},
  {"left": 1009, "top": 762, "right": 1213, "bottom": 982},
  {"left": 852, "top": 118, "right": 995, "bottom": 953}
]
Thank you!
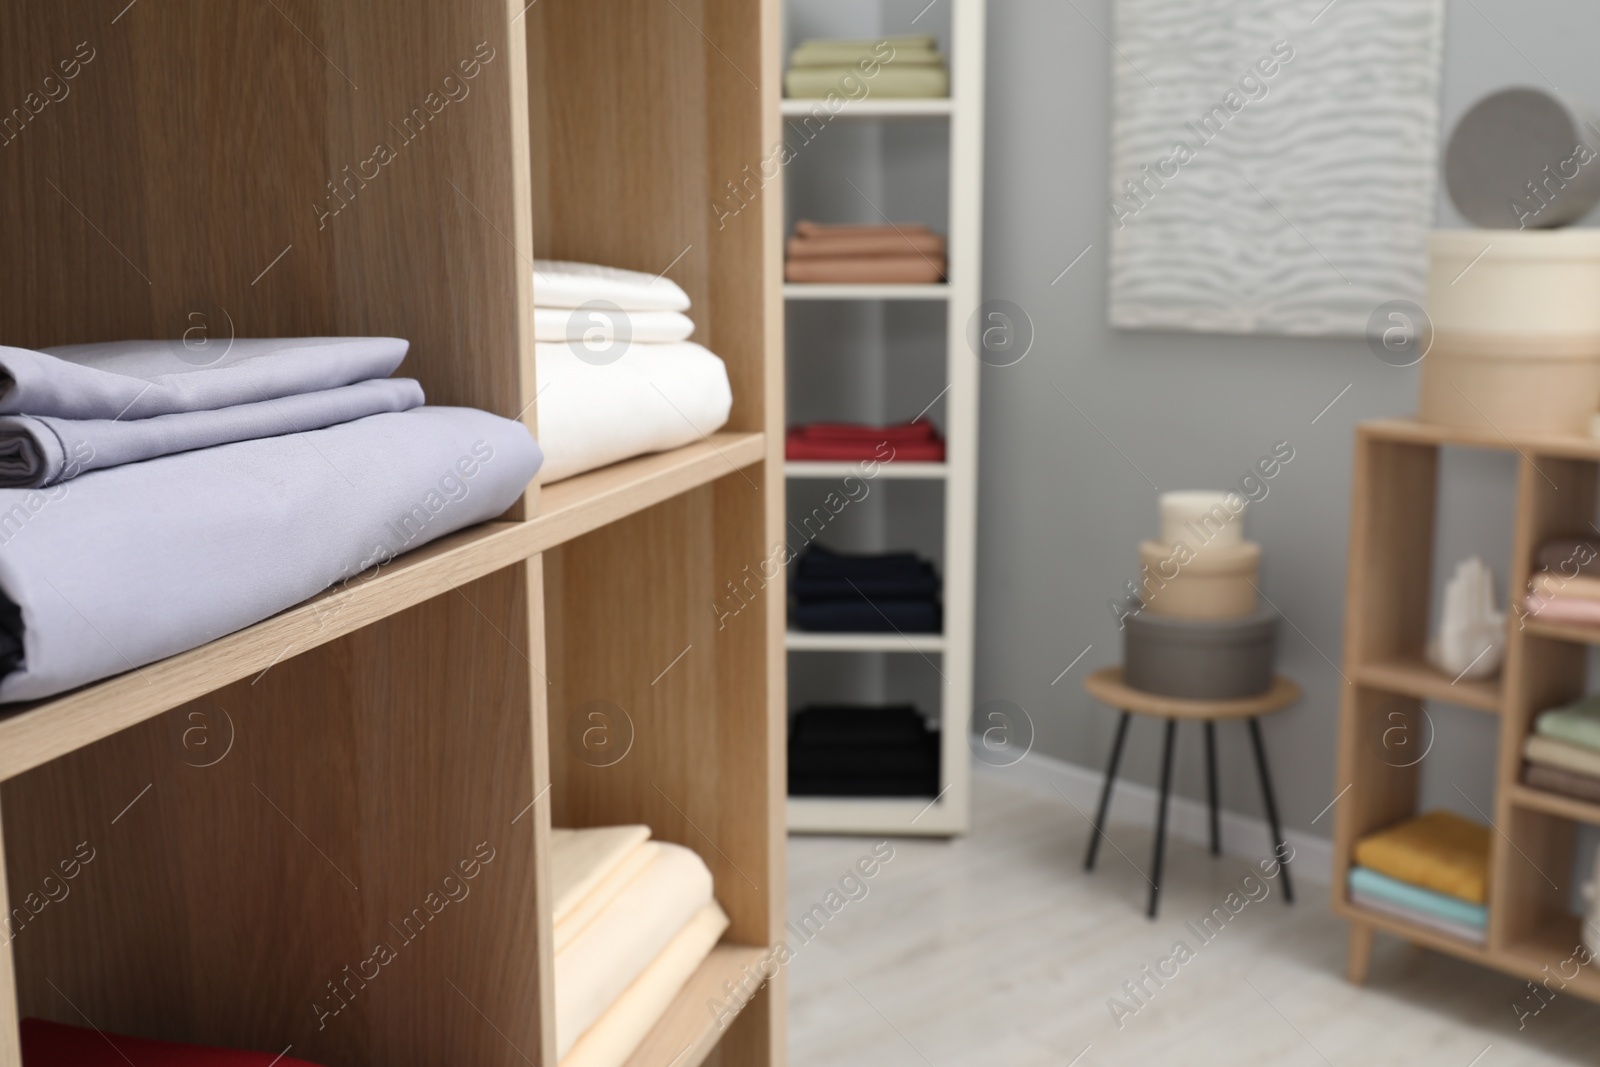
[{"left": 787, "top": 772, "right": 1600, "bottom": 1065}]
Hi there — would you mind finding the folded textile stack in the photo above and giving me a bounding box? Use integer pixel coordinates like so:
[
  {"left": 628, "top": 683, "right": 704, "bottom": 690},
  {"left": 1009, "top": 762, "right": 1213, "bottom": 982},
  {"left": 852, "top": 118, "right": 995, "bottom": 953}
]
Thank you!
[
  {"left": 786, "top": 419, "right": 945, "bottom": 462},
  {"left": 0, "top": 339, "right": 541, "bottom": 703},
  {"left": 788, "top": 703, "right": 941, "bottom": 797},
  {"left": 1349, "top": 811, "right": 1491, "bottom": 943},
  {"left": 1523, "top": 537, "right": 1600, "bottom": 625},
  {"left": 785, "top": 221, "right": 947, "bottom": 284},
  {"left": 553, "top": 825, "right": 728, "bottom": 1067},
  {"left": 22, "top": 1018, "right": 329, "bottom": 1067},
  {"left": 533, "top": 260, "right": 732, "bottom": 484},
  {"left": 1522, "top": 693, "right": 1600, "bottom": 802},
  {"left": 791, "top": 544, "right": 941, "bottom": 633},
  {"left": 784, "top": 35, "right": 950, "bottom": 99}
]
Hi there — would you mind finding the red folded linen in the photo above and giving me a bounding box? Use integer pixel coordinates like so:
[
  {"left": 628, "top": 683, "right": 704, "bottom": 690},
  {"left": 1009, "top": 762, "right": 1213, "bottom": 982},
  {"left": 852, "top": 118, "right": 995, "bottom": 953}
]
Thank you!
[
  {"left": 786, "top": 424, "right": 945, "bottom": 462},
  {"left": 22, "top": 1019, "right": 328, "bottom": 1067}
]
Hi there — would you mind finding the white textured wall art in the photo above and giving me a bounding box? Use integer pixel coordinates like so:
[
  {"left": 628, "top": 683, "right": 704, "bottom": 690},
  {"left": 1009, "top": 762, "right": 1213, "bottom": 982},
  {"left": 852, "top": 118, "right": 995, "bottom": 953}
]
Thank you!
[{"left": 1106, "top": 0, "right": 1446, "bottom": 336}]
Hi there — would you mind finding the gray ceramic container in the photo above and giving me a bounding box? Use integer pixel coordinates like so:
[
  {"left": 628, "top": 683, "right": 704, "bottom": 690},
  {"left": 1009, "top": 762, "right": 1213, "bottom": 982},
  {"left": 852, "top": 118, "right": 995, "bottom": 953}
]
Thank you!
[{"left": 1122, "top": 603, "right": 1279, "bottom": 700}]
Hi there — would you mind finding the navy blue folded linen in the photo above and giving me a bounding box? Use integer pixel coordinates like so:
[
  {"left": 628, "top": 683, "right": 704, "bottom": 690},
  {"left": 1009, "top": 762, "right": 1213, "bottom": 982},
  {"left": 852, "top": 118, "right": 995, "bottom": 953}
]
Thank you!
[
  {"left": 792, "top": 598, "right": 941, "bottom": 633},
  {"left": 792, "top": 571, "right": 940, "bottom": 601},
  {"left": 796, "top": 544, "right": 931, "bottom": 578}
]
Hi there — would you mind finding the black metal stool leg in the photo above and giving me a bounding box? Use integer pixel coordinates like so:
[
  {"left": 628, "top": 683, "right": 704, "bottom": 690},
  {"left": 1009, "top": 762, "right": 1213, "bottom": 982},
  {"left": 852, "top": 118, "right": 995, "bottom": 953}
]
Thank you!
[
  {"left": 1084, "top": 711, "right": 1132, "bottom": 871},
  {"left": 1204, "top": 720, "right": 1221, "bottom": 856},
  {"left": 1247, "top": 716, "right": 1294, "bottom": 904},
  {"left": 1149, "top": 718, "right": 1177, "bottom": 919}
]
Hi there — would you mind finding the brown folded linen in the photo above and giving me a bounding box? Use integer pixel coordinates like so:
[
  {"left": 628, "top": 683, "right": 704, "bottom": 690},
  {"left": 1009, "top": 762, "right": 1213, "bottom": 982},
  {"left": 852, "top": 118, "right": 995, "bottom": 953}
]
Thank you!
[
  {"left": 785, "top": 255, "right": 946, "bottom": 284},
  {"left": 1524, "top": 761, "right": 1600, "bottom": 804},
  {"left": 1537, "top": 538, "right": 1600, "bottom": 578},
  {"left": 794, "top": 221, "right": 934, "bottom": 239},
  {"left": 787, "top": 232, "right": 946, "bottom": 259}
]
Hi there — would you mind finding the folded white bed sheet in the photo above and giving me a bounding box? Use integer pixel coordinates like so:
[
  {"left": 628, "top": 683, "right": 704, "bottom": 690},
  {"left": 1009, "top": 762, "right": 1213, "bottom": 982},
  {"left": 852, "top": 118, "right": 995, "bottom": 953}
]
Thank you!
[
  {"left": 2, "top": 338, "right": 409, "bottom": 420},
  {"left": 534, "top": 260, "right": 691, "bottom": 312},
  {"left": 551, "top": 825, "right": 653, "bottom": 925},
  {"left": 533, "top": 307, "right": 694, "bottom": 345},
  {"left": 559, "top": 901, "right": 729, "bottom": 1067},
  {"left": 534, "top": 341, "right": 732, "bottom": 484},
  {"left": 0, "top": 407, "right": 540, "bottom": 703},
  {"left": 0, "top": 377, "right": 424, "bottom": 488},
  {"left": 556, "top": 842, "right": 660, "bottom": 953},
  {"left": 554, "top": 841, "right": 715, "bottom": 1060}
]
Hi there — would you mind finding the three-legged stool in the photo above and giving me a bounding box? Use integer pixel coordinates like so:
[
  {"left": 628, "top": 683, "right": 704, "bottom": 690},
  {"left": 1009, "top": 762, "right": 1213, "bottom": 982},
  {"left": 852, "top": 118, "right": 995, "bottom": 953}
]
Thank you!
[{"left": 1081, "top": 666, "right": 1301, "bottom": 919}]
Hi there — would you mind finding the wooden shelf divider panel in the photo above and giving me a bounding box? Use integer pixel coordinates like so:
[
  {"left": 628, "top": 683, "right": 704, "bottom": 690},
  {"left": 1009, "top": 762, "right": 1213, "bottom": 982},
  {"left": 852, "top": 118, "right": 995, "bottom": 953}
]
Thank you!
[{"left": 1352, "top": 656, "right": 1500, "bottom": 713}]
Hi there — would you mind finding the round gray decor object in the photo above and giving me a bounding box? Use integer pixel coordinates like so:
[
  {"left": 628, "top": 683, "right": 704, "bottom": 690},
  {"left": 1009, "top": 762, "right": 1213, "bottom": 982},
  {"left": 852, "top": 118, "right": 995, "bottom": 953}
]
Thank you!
[{"left": 1444, "top": 87, "right": 1600, "bottom": 229}]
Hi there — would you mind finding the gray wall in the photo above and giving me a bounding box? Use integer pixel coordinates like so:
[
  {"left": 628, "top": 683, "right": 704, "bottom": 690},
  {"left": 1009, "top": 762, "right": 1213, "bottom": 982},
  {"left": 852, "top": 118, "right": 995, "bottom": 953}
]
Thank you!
[{"left": 977, "top": 0, "right": 1600, "bottom": 842}]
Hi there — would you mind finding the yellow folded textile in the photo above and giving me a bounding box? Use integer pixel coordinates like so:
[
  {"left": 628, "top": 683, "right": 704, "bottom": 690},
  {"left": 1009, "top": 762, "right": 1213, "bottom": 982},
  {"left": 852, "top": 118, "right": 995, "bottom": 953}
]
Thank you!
[
  {"left": 559, "top": 901, "right": 730, "bottom": 1067},
  {"left": 1353, "top": 810, "right": 1490, "bottom": 905},
  {"left": 555, "top": 841, "right": 659, "bottom": 952},
  {"left": 551, "top": 825, "right": 651, "bottom": 925},
  {"left": 785, "top": 66, "right": 950, "bottom": 100},
  {"left": 789, "top": 36, "right": 938, "bottom": 67}
]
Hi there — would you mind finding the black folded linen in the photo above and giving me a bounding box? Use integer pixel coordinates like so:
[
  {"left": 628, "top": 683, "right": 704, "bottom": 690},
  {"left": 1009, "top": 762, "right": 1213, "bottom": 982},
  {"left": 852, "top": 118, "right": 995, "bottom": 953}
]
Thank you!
[{"left": 788, "top": 704, "right": 941, "bottom": 798}]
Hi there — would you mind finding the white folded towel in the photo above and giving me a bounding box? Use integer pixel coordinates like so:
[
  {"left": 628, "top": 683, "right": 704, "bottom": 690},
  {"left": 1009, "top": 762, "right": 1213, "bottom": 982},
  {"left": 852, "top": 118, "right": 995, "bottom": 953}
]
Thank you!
[
  {"left": 533, "top": 306, "right": 694, "bottom": 345},
  {"left": 554, "top": 842, "right": 714, "bottom": 1060},
  {"left": 533, "top": 260, "right": 692, "bottom": 312},
  {"left": 551, "top": 825, "right": 652, "bottom": 925},
  {"left": 535, "top": 341, "right": 732, "bottom": 484}
]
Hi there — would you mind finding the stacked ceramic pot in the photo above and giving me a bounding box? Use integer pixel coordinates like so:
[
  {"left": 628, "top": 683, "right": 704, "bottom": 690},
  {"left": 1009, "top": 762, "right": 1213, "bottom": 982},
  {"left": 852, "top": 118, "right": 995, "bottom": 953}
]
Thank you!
[{"left": 1122, "top": 491, "right": 1279, "bottom": 699}]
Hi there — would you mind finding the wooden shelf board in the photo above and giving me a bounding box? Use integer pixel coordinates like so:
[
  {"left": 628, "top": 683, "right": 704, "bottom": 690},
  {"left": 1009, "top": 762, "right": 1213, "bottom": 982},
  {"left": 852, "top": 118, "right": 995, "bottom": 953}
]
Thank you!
[
  {"left": 787, "top": 795, "right": 962, "bottom": 835},
  {"left": 783, "top": 283, "right": 950, "bottom": 301},
  {"left": 1332, "top": 898, "right": 1493, "bottom": 967},
  {"left": 1353, "top": 656, "right": 1502, "bottom": 713},
  {"left": 785, "top": 631, "right": 946, "bottom": 653},
  {"left": 622, "top": 943, "right": 767, "bottom": 1067},
  {"left": 1523, "top": 617, "right": 1600, "bottom": 647},
  {"left": 1508, "top": 783, "right": 1600, "bottom": 826},
  {"left": 1359, "top": 418, "right": 1600, "bottom": 462},
  {"left": 530, "top": 432, "right": 765, "bottom": 553},
  {"left": 779, "top": 98, "right": 953, "bottom": 119},
  {"left": 786, "top": 460, "right": 947, "bottom": 480},
  {"left": 0, "top": 434, "right": 766, "bottom": 781},
  {"left": 1501, "top": 918, "right": 1600, "bottom": 1006}
]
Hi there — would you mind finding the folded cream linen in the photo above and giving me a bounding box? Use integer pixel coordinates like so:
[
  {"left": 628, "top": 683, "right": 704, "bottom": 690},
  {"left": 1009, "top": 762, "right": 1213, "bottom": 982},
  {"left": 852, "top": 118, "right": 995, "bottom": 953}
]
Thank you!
[
  {"left": 0, "top": 407, "right": 541, "bottom": 702},
  {"left": 534, "top": 307, "right": 694, "bottom": 345},
  {"left": 784, "top": 66, "right": 950, "bottom": 99},
  {"left": 559, "top": 901, "right": 730, "bottom": 1067},
  {"left": 534, "top": 260, "right": 691, "bottom": 312},
  {"left": 1524, "top": 734, "right": 1600, "bottom": 778},
  {"left": 0, "top": 377, "right": 424, "bottom": 488},
  {"left": 556, "top": 843, "right": 659, "bottom": 952},
  {"left": 554, "top": 842, "right": 714, "bottom": 1060},
  {"left": 2, "top": 338, "right": 408, "bottom": 420},
  {"left": 550, "top": 825, "right": 652, "bottom": 924},
  {"left": 534, "top": 341, "right": 732, "bottom": 484},
  {"left": 788, "top": 36, "right": 939, "bottom": 66}
]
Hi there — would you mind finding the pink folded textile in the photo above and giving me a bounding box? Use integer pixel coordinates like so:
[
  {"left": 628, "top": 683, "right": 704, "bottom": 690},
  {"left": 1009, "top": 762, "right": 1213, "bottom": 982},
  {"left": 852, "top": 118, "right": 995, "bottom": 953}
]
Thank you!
[{"left": 1522, "top": 593, "right": 1600, "bottom": 626}]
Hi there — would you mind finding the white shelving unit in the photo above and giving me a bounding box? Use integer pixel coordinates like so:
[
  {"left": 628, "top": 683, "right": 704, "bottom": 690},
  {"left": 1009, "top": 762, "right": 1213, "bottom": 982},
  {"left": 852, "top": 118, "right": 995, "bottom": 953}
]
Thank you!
[{"left": 782, "top": 0, "right": 985, "bottom": 837}]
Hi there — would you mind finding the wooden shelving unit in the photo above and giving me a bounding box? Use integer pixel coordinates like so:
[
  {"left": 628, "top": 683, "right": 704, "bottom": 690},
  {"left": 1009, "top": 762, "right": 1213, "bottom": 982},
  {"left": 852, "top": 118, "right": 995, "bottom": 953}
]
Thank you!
[
  {"left": 0, "top": 3, "right": 785, "bottom": 1066},
  {"left": 780, "top": 0, "right": 985, "bottom": 837},
  {"left": 1333, "top": 418, "right": 1600, "bottom": 1005}
]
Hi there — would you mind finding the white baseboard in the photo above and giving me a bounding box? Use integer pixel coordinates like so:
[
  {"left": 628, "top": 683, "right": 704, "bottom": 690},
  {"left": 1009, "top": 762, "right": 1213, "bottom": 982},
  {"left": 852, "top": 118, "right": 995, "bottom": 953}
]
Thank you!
[{"left": 978, "top": 750, "right": 1333, "bottom": 884}]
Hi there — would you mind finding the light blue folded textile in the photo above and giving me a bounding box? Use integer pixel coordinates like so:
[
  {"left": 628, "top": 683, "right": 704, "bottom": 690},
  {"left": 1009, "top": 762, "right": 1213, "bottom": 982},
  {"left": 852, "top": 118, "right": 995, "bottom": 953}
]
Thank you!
[
  {"left": 0, "top": 377, "right": 425, "bottom": 488},
  {"left": 1348, "top": 866, "right": 1488, "bottom": 929},
  {"left": 0, "top": 337, "right": 408, "bottom": 420},
  {"left": 0, "top": 406, "right": 541, "bottom": 702}
]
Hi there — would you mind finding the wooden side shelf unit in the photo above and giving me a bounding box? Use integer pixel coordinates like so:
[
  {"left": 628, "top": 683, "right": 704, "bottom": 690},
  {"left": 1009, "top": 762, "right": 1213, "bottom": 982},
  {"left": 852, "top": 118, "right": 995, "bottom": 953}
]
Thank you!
[
  {"left": 1334, "top": 418, "right": 1600, "bottom": 1005},
  {"left": 0, "top": 3, "right": 785, "bottom": 1067}
]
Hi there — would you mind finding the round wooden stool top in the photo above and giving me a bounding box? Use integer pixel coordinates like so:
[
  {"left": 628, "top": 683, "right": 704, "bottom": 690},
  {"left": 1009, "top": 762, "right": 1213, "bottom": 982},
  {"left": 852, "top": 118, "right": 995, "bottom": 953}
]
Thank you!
[{"left": 1084, "top": 666, "right": 1301, "bottom": 721}]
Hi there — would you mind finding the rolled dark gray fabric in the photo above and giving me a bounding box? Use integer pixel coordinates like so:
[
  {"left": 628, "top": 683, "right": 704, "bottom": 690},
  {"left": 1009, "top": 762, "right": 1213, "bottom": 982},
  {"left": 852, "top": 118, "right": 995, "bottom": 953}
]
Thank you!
[
  {"left": 0, "top": 377, "right": 425, "bottom": 488},
  {"left": 0, "top": 337, "right": 409, "bottom": 420},
  {"left": 0, "top": 406, "right": 541, "bottom": 702}
]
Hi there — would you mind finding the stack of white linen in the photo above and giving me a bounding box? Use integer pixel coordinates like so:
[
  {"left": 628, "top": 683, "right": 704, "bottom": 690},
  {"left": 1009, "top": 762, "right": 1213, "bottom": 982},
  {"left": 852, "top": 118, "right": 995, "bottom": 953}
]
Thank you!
[
  {"left": 552, "top": 825, "right": 728, "bottom": 1067},
  {"left": 533, "top": 261, "right": 733, "bottom": 484},
  {"left": 0, "top": 337, "right": 541, "bottom": 702}
]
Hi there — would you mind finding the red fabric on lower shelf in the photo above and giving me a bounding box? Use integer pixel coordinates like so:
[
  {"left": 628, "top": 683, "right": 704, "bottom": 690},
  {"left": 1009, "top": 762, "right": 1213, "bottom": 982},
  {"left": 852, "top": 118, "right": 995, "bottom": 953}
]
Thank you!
[
  {"left": 786, "top": 435, "right": 945, "bottom": 462},
  {"left": 22, "top": 1019, "right": 328, "bottom": 1067}
]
